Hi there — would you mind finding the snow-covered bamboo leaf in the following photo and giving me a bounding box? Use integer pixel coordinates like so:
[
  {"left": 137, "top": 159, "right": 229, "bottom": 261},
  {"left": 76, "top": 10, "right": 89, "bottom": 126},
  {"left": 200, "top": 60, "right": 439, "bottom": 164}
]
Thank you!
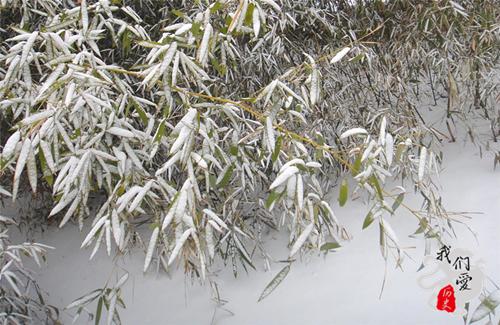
[
  {"left": 168, "top": 229, "right": 193, "bottom": 266},
  {"left": 107, "top": 127, "right": 135, "bottom": 138},
  {"left": 340, "top": 128, "right": 368, "bottom": 139},
  {"left": 2, "top": 131, "right": 21, "bottom": 159},
  {"left": 81, "top": 216, "right": 107, "bottom": 248},
  {"left": 270, "top": 166, "right": 299, "bottom": 190},
  {"left": 144, "top": 227, "right": 159, "bottom": 272},
  {"left": 289, "top": 222, "right": 314, "bottom": 258},
  {"left": 12, "top": 139, "right": 32, "bottom": 200},
  {"left": 330, "top": 47, "right": 351, "bottom": 64},
  {"left": 418, "top": 147, "right": 427, "bottom": 182}
]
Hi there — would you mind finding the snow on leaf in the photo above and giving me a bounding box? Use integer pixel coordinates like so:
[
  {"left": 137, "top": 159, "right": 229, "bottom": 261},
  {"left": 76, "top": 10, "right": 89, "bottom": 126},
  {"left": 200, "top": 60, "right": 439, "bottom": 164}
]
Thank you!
[
  {"left": 261, "top": 0, "right": 281, "bottom": 12},
  {"left": 197, "top": 24, "right": 212, "bottom": 66},
  {"left": 81, "top": 216, "right": 108, "bottom": 248},
  {"left": 26, "top": 142, "right": 37, "bottom": 193},
  {"left": 12, "top": 139, "right": 31, "bottom": 200},
  {"left": 81, "top": 0, "right": 89, "bottom": 35},
  {"left": 105, "top": 220, "right": 111, "bottom": 256},
  {"left": 289, "top": 222, "right": 314, "bottom": 258},
  {"left": 340, "top": 128, "right": 368, "bottom": 139},
  {"left": 270, "top": 166, "right": 299, "bottom": 190},
  {"left": 107, "top": 127, "right": 135, "bottom": 138},
  {"left": 385, "top": 133, "right": 394, "bottom": 166},
  {"left": 174, "top": 23, "right": 192, "bottom": 36},
  {"left": 266, "top": 116, "right": 275, "bottom": 152},
  {"left": 35, "top": 64, "right": 64, "bottom": 102},
  {"left": 306, "top": 161, "right": 322, "bottom": 168},
  {"left": 252, "top": 6, "right": 261, "bottom": 37},
  {"left": 40, "top": 140, "right": 56, "bottom": 173},
  {"left": 128, "top": 180, "right": 153, "bottom": 213},
  {"left": 2, "top": 131, "right": 20, "bottom": 159},
  {"left": 296, "top": 175, "right": 304, "bottom": 210},
  {"left": 20, "top": 32, "right": 38, "bottom": 66},
  {"left": 111, "top": 210, "right": 121, "bottom": 246},
  {"left": 144, "top": 227, "right": 159, "bottom": 272},
  {"left": 206, "top": 225, "right": 215, "bottom": 259},
  {"left": 20, "top": 110, "right": 54, "bottom": 126},
  {"left": 330, "top": 47, "right": 351, "bottom": 64},
  {"left": 418, "top": 146, "right": 427, "bottom": 182},
  {"left": 58, "top": 194, "right": 80, "bottom": 227},
  {"left": 168, "top": 228, "right": 193, "bottom": 266},
  {"left": 203, "top": 209, "right": 228, "bottom": 230},
  {"left": 49, "top": 190, "right": 78, "bottom": 217}
]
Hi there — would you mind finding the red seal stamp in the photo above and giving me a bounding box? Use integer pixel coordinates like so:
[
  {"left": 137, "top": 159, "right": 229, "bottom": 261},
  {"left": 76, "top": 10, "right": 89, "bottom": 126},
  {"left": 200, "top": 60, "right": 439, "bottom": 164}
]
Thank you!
[{"left": 436, "top": 284, "right": 456, "bottom": 313}]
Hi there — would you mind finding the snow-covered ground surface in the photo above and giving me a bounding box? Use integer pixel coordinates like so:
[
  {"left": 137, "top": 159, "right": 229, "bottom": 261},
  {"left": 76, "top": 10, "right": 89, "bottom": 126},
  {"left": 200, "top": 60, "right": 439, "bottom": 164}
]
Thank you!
[{"left": 4, "top": 111, "right": 500, "bottom": 325}]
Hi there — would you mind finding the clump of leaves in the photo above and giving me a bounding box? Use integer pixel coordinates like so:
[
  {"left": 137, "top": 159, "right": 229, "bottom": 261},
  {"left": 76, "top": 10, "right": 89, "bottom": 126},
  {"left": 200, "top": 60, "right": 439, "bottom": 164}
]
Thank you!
[
  {"left": 65, "top": 273, "right": 128, "bottom": 325},
  {"left": 0, "top": 0, "right": 498, "bottom": 323},
  {"left": 0, "top": 215, "right": 57, "bottom": 324}
]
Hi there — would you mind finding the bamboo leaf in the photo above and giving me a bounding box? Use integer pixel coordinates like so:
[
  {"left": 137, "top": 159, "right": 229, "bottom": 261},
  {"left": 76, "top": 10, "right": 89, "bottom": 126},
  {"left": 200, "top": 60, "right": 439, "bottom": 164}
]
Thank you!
[
  {"left": 320, "top": 242, "right": 341, "bottom": 251},
  {"left": 2, "top": 131, "right": 21, "bottom": 159},
  {"left": 143, "top": 227, "right": 159, "bottom": 272},
  {"left": 258, "top": 264, "right": 290, "bottom": 302},
  {"left": 330, "top": 47, "right": 351, "bottom": 64},
  {"left": 289, "top": 222, "right": 314, "bottom": 257},
  {"left": 270, "top": 166, "right": 299, "bottom": 190},
  {"left": 338, "top": 178, "right": 348, "bottom": 207},
  {"left": 418, "top": 147, "right": 427, "bottom": 182},
  {"left": 26, "top": 142, "right": 37, "bottom": 193},
  {"left": 12, "top": 139, "right": 31, "bottom": 200},
  {"left": 391, "top": 194, "right": 404, "bottom": 213},
  {"left": 95, "top": 297, "right": 103, "bottom": 325},
  {"left": 340, "top": 128, "right": 367, "bottom": 139},
  {"left": 362, "top": 211, "right": 374, "bottom": 229},
  {"left": 217, "top": 164, "right": 234, "bottom": 188},
  {"left": 470, "top": 290, "right": 500, "bottom": 323}
]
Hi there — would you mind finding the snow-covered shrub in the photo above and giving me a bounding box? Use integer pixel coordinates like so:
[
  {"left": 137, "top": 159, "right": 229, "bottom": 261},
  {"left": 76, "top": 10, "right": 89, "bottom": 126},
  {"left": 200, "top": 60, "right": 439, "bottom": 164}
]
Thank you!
[
  {"left": 0, "top": 0, "right": 498, "bottom": 323},
  {"left": 0, "top": 215, "right": 57, "bottom": 324}
]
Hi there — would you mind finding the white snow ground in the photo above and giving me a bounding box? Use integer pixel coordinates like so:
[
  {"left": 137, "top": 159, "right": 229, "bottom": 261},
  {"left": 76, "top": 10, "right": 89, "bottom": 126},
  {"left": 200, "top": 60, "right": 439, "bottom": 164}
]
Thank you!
[{"left": 4, "top": 113, "right": 500, "bottom": 325}]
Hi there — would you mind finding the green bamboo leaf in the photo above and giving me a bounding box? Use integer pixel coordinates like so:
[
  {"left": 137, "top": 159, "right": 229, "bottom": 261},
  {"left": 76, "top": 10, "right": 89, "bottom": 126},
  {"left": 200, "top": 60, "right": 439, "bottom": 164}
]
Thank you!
[
  {"left": 217, "top": 164, "right": 234, "bottom": 188},
  {"left": 95, "top": 297, "right": 103, "bottom": 325},
  {"left": 244, "top": 3, "right": 255, "bottom": 26},
  {"left": 191, "top": 22, "right": 202, "bottom": 37},
  {"left": 391, "top": 193, "right": 404, "bottom": 213},
  {"left": 153, "top": 119, "right": 166, "bottom": 142},
  {"left": 271, "top": 136, "right": 282, "bottom": 162},
  {"left": 229, "top": 145, "right": 238, "bottom": 156},
  {"left": 338, "top": 178, "right": 348, "bottom": 207},
  {"left": 129, "top": 98, "right": 148, "bottom": 125},
  {"left": 369, "top": 175, "right": 384, "bottom": 200},
  {"left": 121, "top": 29, "right": 131, "bottom": 56},
  {"left": 362, "top": 211, "right": 374, "bottom": 229},
  {"left": 351, "top": 154, "right": 362, "bottom": 176},
  {"left": 38, "top": 147, "right": 54, "bottom": 185},
  {"left": 265, "top": 190, "right": 280, "bottom": 209},
  {"left": 210, "top": 1, "right": 223, "bottom": 13},
  {"left": 258, "top": 264, "right": 291, "bottom": 302},
  {"left": 320, "top": 242, "right": 341, "bottom": 251}
]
